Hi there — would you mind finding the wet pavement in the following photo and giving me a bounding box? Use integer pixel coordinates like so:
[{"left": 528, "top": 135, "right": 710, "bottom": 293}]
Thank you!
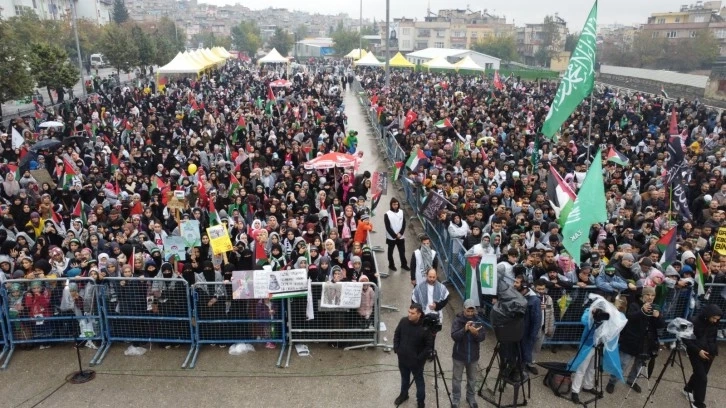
[{"left": 0, "top": 87, "right": 724, "bottom": 408}]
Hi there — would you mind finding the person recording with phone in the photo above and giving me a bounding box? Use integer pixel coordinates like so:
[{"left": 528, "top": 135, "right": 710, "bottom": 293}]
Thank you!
[
  {"left": 450, "top": 299, "right": 486, "bottom": 408},
  {"left": 682, "top": 304, "right": 722, "bottom": 408}
]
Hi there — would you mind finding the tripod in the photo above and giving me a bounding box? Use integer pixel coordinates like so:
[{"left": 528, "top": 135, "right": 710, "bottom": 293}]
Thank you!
[
  {"left": 398, "top": 349, "right": 451, "bottom": 408},
  {"left": 642, "top": 338, "right": 690, "bottom": 408},
  {"left": 578, "top": 343, "right": 605, "bottom": 408}
]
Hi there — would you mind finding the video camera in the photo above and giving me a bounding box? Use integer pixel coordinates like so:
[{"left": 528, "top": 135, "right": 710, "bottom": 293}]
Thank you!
[
  {"left": 592, "top": 309, "right": 610, "bottom": 323},
  {"left": 422, "top": 313, "right": 443, "bottom": 334}
]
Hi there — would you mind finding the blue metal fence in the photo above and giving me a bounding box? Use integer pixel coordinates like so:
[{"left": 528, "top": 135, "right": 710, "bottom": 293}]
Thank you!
[
  {"left": 190, "top": 282, "right": 287, "bottom": 368},
  {"left": 0, "top": 294, "right": 9, "bottom": 362},
  {"left": 697, "top": 283, "right": 726, "bottom": 341},
  {"left": 95, "top": 277, "right": 195, "bottom": 368},
  {"left": 0, "top": 278, "right": 105, "bottom": 368}
]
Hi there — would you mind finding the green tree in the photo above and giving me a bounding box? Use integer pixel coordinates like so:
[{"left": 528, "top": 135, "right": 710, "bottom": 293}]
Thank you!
[
  {"left": 190, "top": 32, "right": 232, "bottom": 49},
  {"left": 268, "top": 28, "right": 293, "bottom": 55},
  {"left": 130, "top": 25, "right": 156, "bottom": 70},
  {"left": 294, "top": 24, "right": 309, "bottom": 40},
  {"left": 112, "top": 0, "right": 130, "bottom": 25},
  {"left": 0, "top": 21, "right": 34, "bottom": 120},
  {"left": 629, "top": 31, "right": 667, "bottom": 68},
  {"left": 692, "top": 30, "right": 720, "bottom": 69},
  {"left": 538, "top": 15, "right": 563, "bottom": 66},
  {"left": 231, "top": 21, "right": 261, "bottom": 57},
  {"left": 7, "top": 10, "right": 50, "bottom": 49},
  {"left": 332, "top": 29, "right": 363, "bottom": 56},
  {"left": 27, "top": 43, "right": 79, "bottom": 104},
  {"left": 471, "top": 35, "right": 518, "bottom": 61},
  {"left": 565, "top": 33, "right": 578, "bottom": 53},
  {"left": 151, "top": 36, "right": 175, "bottom": 67},
  {"left": 101, "top": 24, "right": 139, "bottom": 74}
]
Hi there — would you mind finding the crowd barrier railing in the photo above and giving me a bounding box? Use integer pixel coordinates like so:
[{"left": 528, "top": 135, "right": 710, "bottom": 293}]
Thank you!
[
  {"left": 190, "top": 282, "right": 287, "bottom": 368},
  {"left": 697, "top": 283, "right": 726, "bottom": 341},
  {"left": 0, "top": 277, "right": 105, "bottom": 369},
  {"left": 95, "top": 277, "right": 195, "bottom": 368},
  {"left": 0, "top": 297, "right": 7, "bottom": 362},
  {"left": 285, "top": 281, "right": 390, "bottom": 367}
]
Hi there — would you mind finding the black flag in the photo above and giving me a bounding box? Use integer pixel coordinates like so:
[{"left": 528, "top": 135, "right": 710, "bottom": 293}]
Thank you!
[{"left": 665, "top": 136, "right": 692, "bottom": 220}]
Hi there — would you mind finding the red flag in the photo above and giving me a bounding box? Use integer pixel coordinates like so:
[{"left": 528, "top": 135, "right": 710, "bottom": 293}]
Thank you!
[
  {"left": 110, "top": 152, "right": 119, "bottom": 167},
  {"left": 72, "top": 199, "right": 82, "bottom": 217},
  {"left": 493, "top": 71, "right": 504, "bottom": 91},
  {"left": 404, "top": 109, "right": 418, "bottom": 129},
  {"left": 237, "top": 115, "right": 246, "bottom": 128},
  {"left": 669, "top": 106, "right": 678, "bottom": 136},
  {"left": 63, "top": 159, "right": 77, "bottom": 176},
  {"left": 130, "top": 201, "right": 143, "bottom": 215},
  {"left": 51, "top": 207, "right": 62, "bottom": 224},
  {"left": 114, "top": 178, "right": 120, "bottom": 195}
]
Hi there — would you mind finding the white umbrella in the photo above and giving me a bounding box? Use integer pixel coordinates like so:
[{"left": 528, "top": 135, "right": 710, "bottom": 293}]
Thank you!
[{"left": 39, "top": 121, "right": 64, "bottom": 128}]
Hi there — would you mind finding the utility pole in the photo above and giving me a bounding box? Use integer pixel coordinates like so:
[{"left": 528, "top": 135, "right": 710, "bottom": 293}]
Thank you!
[
  {"left": 70, "top": 0, "right": 86, "bottom": 96},
  {"left": 359, "top": 0, "right": 362, "bottom": 59},
  {"left": 385, "top": 0, "right": 390, "bottom": 87}
]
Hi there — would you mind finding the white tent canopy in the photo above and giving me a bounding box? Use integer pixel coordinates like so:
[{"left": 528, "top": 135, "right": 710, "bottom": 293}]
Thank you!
[
  {"left": 423, "top": 56, "right": 456, "bottom": 70},
  {"left": 354, "top": 52, "right": 383, "bottom": 67},
  {"left": 158, "top": 52, "right": 204, "bottom": 74},
  {"left": 258, "top": 48, "right": 289, "bottom": 64},
  {"left": 455, "top": 55, "right": 485, "bottom": 72},
  {"left": 344, "top": 48, "right": 367, "bottom": 59}
]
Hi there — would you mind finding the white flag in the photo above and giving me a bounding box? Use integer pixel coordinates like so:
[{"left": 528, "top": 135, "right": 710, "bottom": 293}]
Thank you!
[
  {"left": 11, "top": 128, "right": 24, "bottom": 150},
  {"left": 305, "top": 278, "right": 314, "bottom": 321}
]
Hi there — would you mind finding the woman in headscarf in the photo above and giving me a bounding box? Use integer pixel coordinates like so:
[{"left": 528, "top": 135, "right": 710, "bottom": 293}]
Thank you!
[
  {"left": 49, "top": 246, "right": 69, "bottom": 276},
  {"left": 194, "top": 261, "right": 225, "bottom": 339},
  {"left": 268, "top": 243, "right": 287, "bottom": 271},
  {"left": 1, "top": 172, "right": 20, "bottom": 199}
]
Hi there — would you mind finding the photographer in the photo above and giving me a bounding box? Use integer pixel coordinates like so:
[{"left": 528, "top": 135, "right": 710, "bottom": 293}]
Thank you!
[
  {"left": 450, "top": 299, "right": 486, "bottom": 408},
  {"left": 683, "top": 304, "right": 722, "bottom": 408},
  {"left": 606, "top": 286, "right": 665, "bottom": 394},
  {"left": 394, "top": 303, "right": 434, "bottom": 408}
]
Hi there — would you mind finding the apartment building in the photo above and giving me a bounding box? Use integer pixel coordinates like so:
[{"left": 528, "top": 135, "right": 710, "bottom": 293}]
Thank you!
[
  {"left": 640, "top": 1, "right": 726, "bottom": 55},
  {"left": 0, "top": 0, "right": 112, "bottom": 24}
]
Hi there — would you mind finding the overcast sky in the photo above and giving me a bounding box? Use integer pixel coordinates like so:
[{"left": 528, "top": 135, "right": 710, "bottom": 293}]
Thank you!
[{"left": 206, "top": 0, "right": 701, "bottom": 29}]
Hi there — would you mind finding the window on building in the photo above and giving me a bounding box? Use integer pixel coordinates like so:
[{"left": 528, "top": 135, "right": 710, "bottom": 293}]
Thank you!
[
  {"left": 436, "top": 30, "right": 445, "bottom": 38},
  {"left": 651, "top": 32, "right": 660, "bottom": 38},
  {"left": 675, "top": 18, "right": 680, "bottom": 23},
  {"left": 434, "top": 41, "right": 444, "bottom": 48},
  {"left": 402, "top": 28, "right": 411, "bottom": 35},
  {"left": 485, "top": 63, "right": 493, "bottom": 70},
  {"left": 416, "top": 41, "right": 428, "bottom": 49},
  {"left": 418, "top": 29, "right": 430, "bottom": 38},
  {"left": 657, "top": 18, "right": 665, "bottom": 24},
  {"left": 666, "top": 31, "right": 677, "bottom": 38},
  {"left": 694, "top": 15, "right": 706, "bottom": 23},
  {"left": 715, "top": 29, "right": 726, "bottom": 39}
]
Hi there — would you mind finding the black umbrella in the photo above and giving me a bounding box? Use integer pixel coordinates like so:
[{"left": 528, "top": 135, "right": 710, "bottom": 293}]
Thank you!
[
  {"left": 19, "top": 151, "right": 37, "bottom": 167},
  {"left": 30, "top": 138, "right": 62, "bottom": 152},
  {"left": 62, "top": 136, "right": 86, "bottom": 147}
]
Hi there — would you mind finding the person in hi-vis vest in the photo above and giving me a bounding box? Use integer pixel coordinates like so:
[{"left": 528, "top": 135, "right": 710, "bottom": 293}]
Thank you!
[
  {"left": 410, "top": 235, "right": 438, "bottom": 286},
  {"left": 384, "top": 197, "right": 409, "bottom": 272}
]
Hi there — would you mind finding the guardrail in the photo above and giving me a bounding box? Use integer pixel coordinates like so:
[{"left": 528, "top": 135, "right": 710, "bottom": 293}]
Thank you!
[
  {"left": 0, "top": 278, "right": 105, "bottom": 368},
  {"left": 285, "top": 281, "right": 390, "bottom": 367},
  {"left": 697, "top": 283, "right": 726, "bottom": 341},
  {"left": 190, "top": 282, "right": 286, "bottom": 368}
]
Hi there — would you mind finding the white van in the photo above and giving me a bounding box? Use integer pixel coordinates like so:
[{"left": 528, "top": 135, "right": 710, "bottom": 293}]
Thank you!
[{"left": 90, "top": 54, "right": 106, "bottom": 68}]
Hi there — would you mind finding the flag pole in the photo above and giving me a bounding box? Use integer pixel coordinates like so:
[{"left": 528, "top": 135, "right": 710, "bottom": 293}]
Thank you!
[{"left": 587, "top": 92, "right": 594, "bottom": 168}]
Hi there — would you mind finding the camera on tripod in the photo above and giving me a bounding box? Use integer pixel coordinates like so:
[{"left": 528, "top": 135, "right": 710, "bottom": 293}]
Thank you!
[
  {"left": 422, "top": 313, "right": 442, "bottom": 333},
  {"left": 592, "top": 309, "right": 610, "bottom": 322}
]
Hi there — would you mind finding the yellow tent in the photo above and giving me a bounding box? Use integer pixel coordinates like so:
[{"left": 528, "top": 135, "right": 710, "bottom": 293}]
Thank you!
[
  {"left": 388, "top": 52, "right": 415, "bottom": 68},
  {"left": 210, "top": 47, "right": 229, "bottom": 60}
]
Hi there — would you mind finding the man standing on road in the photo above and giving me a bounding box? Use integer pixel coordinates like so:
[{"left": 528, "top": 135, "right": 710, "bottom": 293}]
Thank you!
[
  {"left": 412, "top": 268, "right": 451, "bottom": 323},
  {"left": 394, "top": 303, "right": 434, "bottom": 408},
  {"left": 385, "top": 197, "right": 409, "bottom": 271},
  {"left": 410, "top": 235, "right": 438, "bottom": 286},
  {"left": 450, "top": 299, "right": 486, "bottom": 408}
]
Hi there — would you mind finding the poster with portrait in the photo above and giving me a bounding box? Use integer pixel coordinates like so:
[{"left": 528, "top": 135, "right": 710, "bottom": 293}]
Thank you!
[
  {"left": 163, "top": 235, "right": 186, "bottom": 261},
  {"left": 181, "top": 220, "right": 201, "bottom": 248},
  {"left": 231, "top": 270, "right": 255, "bottom": 299},
  {"left": 480, "top": 254, "right": 498, "bottom": 295},
  {"left": 207, "top": 225, "right": 233, "bottom": 255},
  {"left": 253, "top": 268, "right": 308, "bottom": 299},
  {"left": 320, "top": 282, "right": 342, "bottom": 308}
]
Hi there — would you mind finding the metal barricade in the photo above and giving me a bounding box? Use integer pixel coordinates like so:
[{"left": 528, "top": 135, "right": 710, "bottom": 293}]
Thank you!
[
  {"left": 95, "top": 277, "right": 194, "bottom": 368},
  {"left": 697, "top": 283, "right": 726, "bottom": 341},
  {"left": 0, "top": 292, "right": 9, "bottom": 362},
  {"left": 190, "top": 282, "right": 286, "bottom": 368},
  {"left": 447, "top": 240, "right": 468, "bottom": 299},
  {"left": 285, "top": 281, "right": 390, "bottom": 367},
  {"left": 0, "top": 277, "right": 105, "bottom": 369}
]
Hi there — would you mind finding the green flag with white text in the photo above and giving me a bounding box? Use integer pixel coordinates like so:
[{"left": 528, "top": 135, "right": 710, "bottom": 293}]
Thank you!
[
  {"left": 562, "top": 148, "right": 607, "bottom": 264},
  {"left": 541, "top": 1, "right": 598, "bottom": 140}
]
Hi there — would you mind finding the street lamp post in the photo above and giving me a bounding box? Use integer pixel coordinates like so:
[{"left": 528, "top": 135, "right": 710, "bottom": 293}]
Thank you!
[
  {"left": 359, "top": 0, "right": 362, "bottom": 59},
  {"left": 70, "top": 0, "right": 86, "bottom": 96},
  {"left": 385, "top": 0, "right": 390, "bottom": 87}
]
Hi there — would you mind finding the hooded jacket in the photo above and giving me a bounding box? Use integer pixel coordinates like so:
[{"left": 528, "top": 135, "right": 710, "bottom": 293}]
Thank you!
[
  {"left": 684, "top": 304, "right": 722, "bottom": 357},
  {"left": 451, "top": 311, "right": 486, "bottom": 364}
]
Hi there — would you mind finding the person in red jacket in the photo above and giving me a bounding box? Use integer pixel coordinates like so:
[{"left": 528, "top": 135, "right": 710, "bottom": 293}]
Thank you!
[
  {"left": 353, "top": 213, "right": 373, "bottom": 245},
  {"left": 24, "top": 280, "right": 52, "bottom": 348}
]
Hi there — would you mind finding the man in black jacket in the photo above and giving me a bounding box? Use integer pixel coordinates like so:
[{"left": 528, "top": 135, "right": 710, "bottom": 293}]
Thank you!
[
  {"left": 450, "top": 299, "right": 486, "bottom": 408},
  {"left": 394, "top": 303, "right": 434, "bottom": 408},
  {"left": 683, "top": 304, "right": 722, "bottom": 408}
]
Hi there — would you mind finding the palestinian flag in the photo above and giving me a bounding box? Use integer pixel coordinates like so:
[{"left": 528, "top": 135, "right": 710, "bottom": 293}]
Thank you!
[
  {"left": 371, "top": 191, "right": 382, "bottom": 216},
  {"left": 392, "top": 161, "right": 404, "bottom": 181},
  {"left": 189, "top": 98, "right": 200, "bottom": 117},
  {"left": 63, "top": 159, "right": 77, "bottom": 189},
  {"left": 464, "top": 256, "right": 481, "bottom": 307},
  {"left": 406, "top": 146, "right": 427, "bottom": 171},
  {"left": 109, "top": 152, "right": 120, "bottom": 172},
  {"left": 660, "top": 86, "right": 669, "bottom": 99},
  {"left": 6, "top": 164, "right": 20, "bottom": 181},
  {"left": 695, "top": 254, "right": 708, "bottom": 297},
  {"left": 208, "top": 199, "right": 221, "bottom": 226},
  {"left": 228, "top": 173, "right": 241, "bottom": 196},
  {"left": 669, "top": 106, "right": 678, "bottom": 136},
  {"left": 493, "top": 71, "right": 504, "bottom": 91},
  {"left": 72, "top": 199, "right": 88, "bottom": 225},
  {"left": 657, "top": 226, "right": 678, "bottom": 268},
  {"left": 435, "top": 118, "right": 453, "bottom": 129},
  {"left": 547, "top": 165, "right": 577, "bottom": 225},
  {"left": 233, "top": 115, "right": 246, "bottom": 143},
  {"left": 606, "top": 147, "right": 629, "bottom": 166}
]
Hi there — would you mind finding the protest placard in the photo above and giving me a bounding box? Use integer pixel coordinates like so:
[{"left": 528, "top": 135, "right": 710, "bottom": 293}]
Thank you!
[{"left": 207, "top": 224, "right": 233, "bottom": 255}]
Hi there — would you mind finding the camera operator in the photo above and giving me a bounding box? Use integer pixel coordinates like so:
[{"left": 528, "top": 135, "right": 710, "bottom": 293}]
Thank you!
[
  {"left": 605, "top": 286, "right": 665, "bottom": 394},
  {"left": 450, "top": 299, "right": 486, "bottom": 408},
  {"left": 394, "top": 303, "right": 435, "bottom": 408},
  {"left": 683, "top": 304, "right": 722, "bottom": 408}
]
